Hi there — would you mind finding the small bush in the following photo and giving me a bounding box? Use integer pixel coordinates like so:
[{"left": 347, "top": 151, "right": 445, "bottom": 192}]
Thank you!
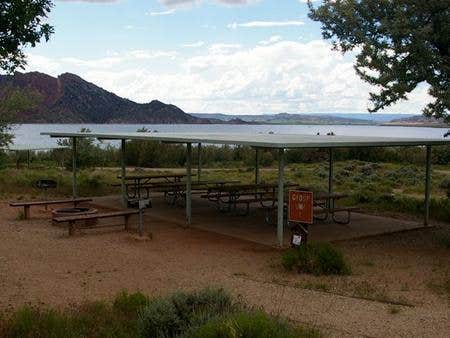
[
  {"left": 186, "top": 311, "right": 320, "bottom": 338},
  {"left": 282, "top": 242, "right": 351, "bottom": 276},
  {"left": 138, "top": 288, "right": 237, "bottom": 338}
]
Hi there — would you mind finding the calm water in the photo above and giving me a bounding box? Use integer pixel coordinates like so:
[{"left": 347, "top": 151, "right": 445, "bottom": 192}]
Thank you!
[{"left": 9, "top": 123, "right": 449, "bottom": 148}]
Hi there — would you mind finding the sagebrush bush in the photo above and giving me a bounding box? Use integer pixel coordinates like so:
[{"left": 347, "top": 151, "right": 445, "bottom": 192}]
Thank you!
[
  {"left": 186, "top": 311, "right": 320, "bottom": 338},
  {"left": 138, "top": 288, "right": 237, "bottom": 338},
  {"left": 282, "top": 242, "right": 351, "bottom": 276}
]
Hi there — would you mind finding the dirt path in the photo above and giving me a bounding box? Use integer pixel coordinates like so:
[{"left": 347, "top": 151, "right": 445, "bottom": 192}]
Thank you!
[{"left": 0, "top": 202, "right": 449, "bottom": 337}]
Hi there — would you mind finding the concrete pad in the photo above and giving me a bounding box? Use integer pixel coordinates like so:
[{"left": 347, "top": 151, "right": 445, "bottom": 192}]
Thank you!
[{"left": 91, "top": 194, "right": 426, "bottom": 247}]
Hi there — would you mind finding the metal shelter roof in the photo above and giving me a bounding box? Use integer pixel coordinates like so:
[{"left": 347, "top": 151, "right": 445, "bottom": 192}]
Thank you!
[
  {"left": 1, "top": 144, "right": 68, "bottom": 151},
  {"left": 41, "top": 131, "right": 450, "bottom": 148}
]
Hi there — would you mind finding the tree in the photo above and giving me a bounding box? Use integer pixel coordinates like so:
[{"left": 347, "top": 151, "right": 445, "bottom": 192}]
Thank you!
[
  {"left": 1, "top": 0, "right": 53, "bottom": 73},
  {"left": 0, "top": 0, "right": 53, "bottom": 147},
  {"left": 0, "top": 87, "right": 41, "bottom": 147},
  {"left": 308, "top": 0, "right": 449, "bottom": 121}
]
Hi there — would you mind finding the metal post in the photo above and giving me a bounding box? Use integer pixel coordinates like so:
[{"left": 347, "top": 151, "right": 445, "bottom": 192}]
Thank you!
[
  {"left": 277, "top": 148, "right": 285, "bottom": 247},
  {"left": 424, "top": 146, "right": 432, "bottom": 226},
  {"left": 255, "top": 148, "right": 260, "bottom": 184},
  {"left": 72, "top": 137, "right": 78, "bottom": 199},
  {"left": 197, "top": 143, "right": 202, "bottom": 182},
  {"left": 186, "top": 143, "right": 192, "bottom": 225},
  {"left": 328, "top": 148, "right": 334, "bottom": 209},
  {"left": 27, "top": 150, "right": 30, "bottom": 169},
  {"left": 121, "top": 139, "right": 127, "bottom": 207}
]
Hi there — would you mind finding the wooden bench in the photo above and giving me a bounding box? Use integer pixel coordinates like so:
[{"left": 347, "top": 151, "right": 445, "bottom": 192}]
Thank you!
[
  {"left": 9, "top": 198, "right": 93, "bottom": 219},
  {"left": 53, "top": 210, "right": 140, "bottom": 236}
]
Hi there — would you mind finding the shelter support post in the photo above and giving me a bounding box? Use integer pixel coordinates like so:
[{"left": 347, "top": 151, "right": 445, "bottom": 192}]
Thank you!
[
  {"left": 186, "top": 143, "right": 192, "bottom": 225},
  {"left": 328, "top": 148, "right": 334, "bottom": 208},
  {"left": 424, "top": 146, "right": 432, "bottom": 226},
  {"left": 197, "top": 143, "right": 202, "bottom": 182},
  {"left": 121, "top": 139, "right": 127, "bottom": 207},
  {"left": 72, "top": 137, "right": 78, "bottom": 199},
  {"left": 255, "top": 148, "right": 260, "bottom": 184},
  {"left": 277, "top": 148, "right": 285, "bottom": 247}
]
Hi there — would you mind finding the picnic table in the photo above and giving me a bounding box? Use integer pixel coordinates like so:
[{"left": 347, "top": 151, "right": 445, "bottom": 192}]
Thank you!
[
  {"left": 115, "top": 173, "right": 197, "bottom": 200},
  {"left": 202, "top": 183, "right": 355, "bottom": 223},
  {"left": 148, "top": 180, "right": 241, "bottom": 205},
  {"left": 202, "top": 182, "right": 299, "bottom": 215}
]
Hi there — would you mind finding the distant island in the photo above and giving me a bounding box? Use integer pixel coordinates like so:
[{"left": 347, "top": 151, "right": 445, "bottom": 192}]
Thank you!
[{"left": 0, "top": 71, "right": 445, "bottom": 127}]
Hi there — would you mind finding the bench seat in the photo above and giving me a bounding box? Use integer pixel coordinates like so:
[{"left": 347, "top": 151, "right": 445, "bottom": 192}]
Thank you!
[
  {"left": 10, "top": 198, "right": 93, "bottom": 219},
  {"left": 53, "top": 210, "right": 140, "bottom": 236}
]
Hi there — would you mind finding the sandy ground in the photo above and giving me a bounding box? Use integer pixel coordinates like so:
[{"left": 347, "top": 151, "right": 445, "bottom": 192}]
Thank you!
[{"left": 0, "top": 200, "right": 449, "bottom": 337}]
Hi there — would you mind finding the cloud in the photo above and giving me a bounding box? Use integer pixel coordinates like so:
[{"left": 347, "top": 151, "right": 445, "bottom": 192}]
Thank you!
[
  {"left": 158, "top": 0, "right": 256, "bottom": 8},
  {"left": 208, "top": 43, "right": 241, "bottom": 54},
  {"left": 147, "top": 9, "right": 176, "bottom": 16},
  {"left": 228, "top": 20, "right": 305, "bottom": 29},
  {"left": 182, "top": 41, "right": 205, "bottom": 48},
  {"left": 259, "top": 35, "right": 282, "bottom": 45},
  {"left": 25, "top": 40, "right": 431, "bottom": 115}
]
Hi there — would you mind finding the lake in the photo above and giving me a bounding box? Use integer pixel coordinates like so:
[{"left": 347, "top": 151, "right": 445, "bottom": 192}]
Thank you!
[{"left": 9, "top": 123, "right": 449, "bottom": 148}]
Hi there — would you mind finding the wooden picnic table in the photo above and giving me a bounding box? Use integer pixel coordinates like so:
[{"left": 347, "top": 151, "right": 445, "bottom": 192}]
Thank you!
[
  {"left": 116, "top": 173, "right": 196, "bottom": 200},
  {"left": 202, "top": 182, "right": 300, "bottom": 214}
]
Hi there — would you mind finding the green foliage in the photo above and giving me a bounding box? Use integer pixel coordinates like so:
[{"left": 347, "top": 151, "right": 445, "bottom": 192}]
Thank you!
[
  {"left": 309, "top": 0, "right": 449, "bottom": 120},
  {"left": 0, "top": 0, "right": 54, "bottom": 73},
  {"left": 0, "top": 289, "right": 318, "bottom": 338},
  {"left": 138, "top": 288, "right": 237, "bottom": 338},
  {"left": 282, "top": 242, "right": 351, "bottom": 276},
  {"left": 0, "top": 87, "right": 43, "bottom": 147},
  {"left": 186, "top": 311, "right": 320, "bottom": 338}
]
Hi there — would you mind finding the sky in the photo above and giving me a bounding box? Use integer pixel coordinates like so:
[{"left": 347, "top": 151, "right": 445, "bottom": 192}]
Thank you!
[{"left": 23, "top": 0, "right": 430, "bottom": 115}]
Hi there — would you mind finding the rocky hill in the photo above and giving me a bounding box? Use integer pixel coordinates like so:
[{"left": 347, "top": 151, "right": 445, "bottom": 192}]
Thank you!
[{"left": 0, "top": 72, "right": 206, "bottom": 124}]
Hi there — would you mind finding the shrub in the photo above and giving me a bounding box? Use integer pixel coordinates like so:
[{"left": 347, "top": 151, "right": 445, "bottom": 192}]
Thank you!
[
  {"left": 113, "top": 290, "right": 149, "bottom": 317},
  {"left": 186, "top": 311, "right": 320, "bottom": 338},
  {"left": 138, "top": 288, "right": 237, "bottom": 338},
  {"left": 282, "top": 242, "right": 351, "bottom": 276},
  {"left": 4, "top": 306, "right": 72, "bottom": 338}
]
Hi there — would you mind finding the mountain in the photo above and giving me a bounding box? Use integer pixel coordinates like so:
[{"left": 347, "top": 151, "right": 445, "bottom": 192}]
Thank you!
[
  {"left": 0, "top": 72, "right": 207, "bottom": 124},
  {"left": 192, "top": 113, "right": 378, "bottom": 125},
  {"left": 383, "top": 115, "right": 447, "bottom": 127}
]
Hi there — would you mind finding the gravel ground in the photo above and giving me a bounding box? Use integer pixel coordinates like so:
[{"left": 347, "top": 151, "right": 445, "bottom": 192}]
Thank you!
[{"left": 0, "top": 201, "right": 449, "bottom": 337}]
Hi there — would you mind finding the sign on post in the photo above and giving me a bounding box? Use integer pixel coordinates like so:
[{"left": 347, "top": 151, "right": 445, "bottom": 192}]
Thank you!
[
  {"left": 288, "top": 190, "right": 313, "bottom": 247},
  {"left": 288, "top": 190, "right": 313, "bottom": 224}
]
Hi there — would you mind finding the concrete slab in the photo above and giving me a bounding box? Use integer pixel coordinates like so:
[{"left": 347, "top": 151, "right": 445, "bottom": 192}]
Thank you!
[{"left": 91, "top": 194, "right": 426, "bottom": 247}]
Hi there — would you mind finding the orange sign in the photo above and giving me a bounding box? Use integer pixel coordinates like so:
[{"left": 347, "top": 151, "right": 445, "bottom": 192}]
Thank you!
[{"left": 288, "top": 190, "right": 313, "bottom": 224}]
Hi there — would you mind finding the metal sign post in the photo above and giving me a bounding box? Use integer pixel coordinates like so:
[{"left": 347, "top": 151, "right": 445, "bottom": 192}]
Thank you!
[{"left": 288, "top": 190, "right": 314, "bottom": 247}]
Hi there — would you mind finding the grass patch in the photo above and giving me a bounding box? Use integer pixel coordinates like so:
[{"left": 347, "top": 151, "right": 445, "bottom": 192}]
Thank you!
[
  {"left": 282, "top": 242, "right": 351, "bottom": 276},
  {"left": 0, "top": 289, "right": 318, "bottom": 338},
  {"left": 186, "top": 311, "right": 321, "bottom": 338}
]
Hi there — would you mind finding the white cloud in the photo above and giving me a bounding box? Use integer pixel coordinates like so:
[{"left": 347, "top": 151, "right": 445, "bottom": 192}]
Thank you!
[
  {"left": 147, "top": 9, "right": 176, "bottom": 16},
  {"left": 208, "top": 43, "right": 241, "bottom": 54},
  {"left": 228, "top": 20, "right": 305, "bottom": 29},
  {"left": 159, "top": 0, "right": 256, "bottom": 8},
  {"left": 25, "top": 40, "right": 431, "bottom": 115},
  {"left": 182, "top": 41, "right": 205, "bottom": 48},
  {"left": 259, "top": 35, "right": 282, "bottom": 45}
]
